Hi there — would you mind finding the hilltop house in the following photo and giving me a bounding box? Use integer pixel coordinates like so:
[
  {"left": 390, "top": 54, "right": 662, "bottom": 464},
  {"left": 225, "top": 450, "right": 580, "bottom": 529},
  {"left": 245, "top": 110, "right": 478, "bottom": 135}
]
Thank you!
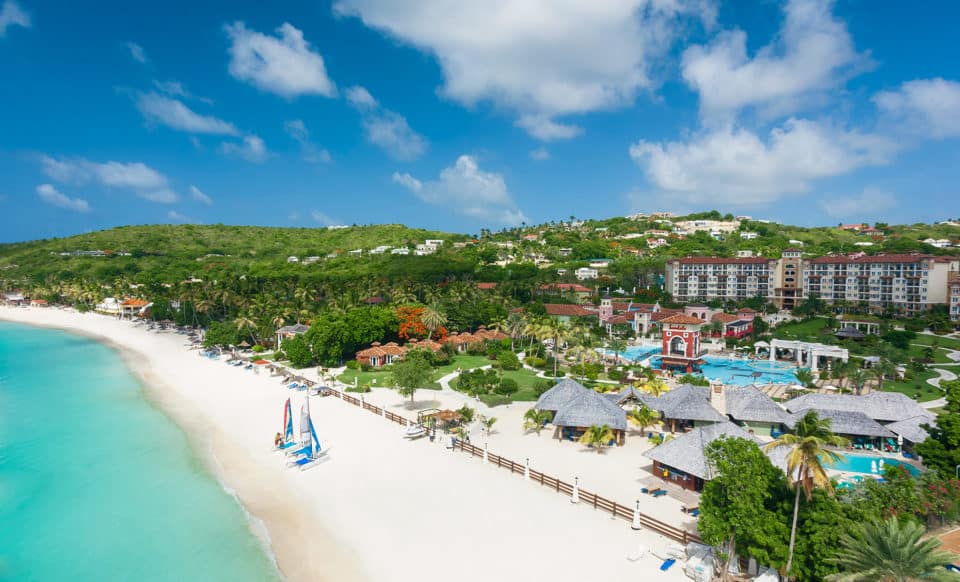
[{"left": 575, "top": 267, "right": 599, "bottom": 280}]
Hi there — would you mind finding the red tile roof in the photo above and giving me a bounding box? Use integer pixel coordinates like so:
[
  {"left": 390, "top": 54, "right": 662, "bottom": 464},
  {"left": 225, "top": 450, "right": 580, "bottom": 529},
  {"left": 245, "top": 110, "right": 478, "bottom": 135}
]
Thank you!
[
  {"left": 808, "top": 253, "right": 932, "bottom": 264},
  {"left": 651, "top": 309, "right": 683, "bottom": 322},
  {"left": 673, "top": 256, "right": 772, "bottom": 264},
  {"left": 607, "top": 315, "right": 630, "bottom": 324},
  {"left": 711, "top": 312, "right": 739, "bottom": 324},
  {"left": 544, "top": 303, "right": 597, "bottom": 317},
  {"left": 658, "top": 313, "right": 707, "bottom": 325},
  {"left": 476, "top": 282, "right": 498, "bottom": 290}
]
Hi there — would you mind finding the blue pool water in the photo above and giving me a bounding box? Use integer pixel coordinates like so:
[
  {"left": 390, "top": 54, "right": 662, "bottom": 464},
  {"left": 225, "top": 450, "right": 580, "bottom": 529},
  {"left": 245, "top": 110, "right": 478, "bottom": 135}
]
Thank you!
[
  {"left": 618, "top": 345, "right": 663, "bottom": 362},
  {"left": 829, "top": 453, "right": 921, "bottom": 476},
  {"left": 646, "top": 353, "right": 802, "bottom": 386},
  {"left": 0, "top": 322, "right": 281, "bottom": 581}
]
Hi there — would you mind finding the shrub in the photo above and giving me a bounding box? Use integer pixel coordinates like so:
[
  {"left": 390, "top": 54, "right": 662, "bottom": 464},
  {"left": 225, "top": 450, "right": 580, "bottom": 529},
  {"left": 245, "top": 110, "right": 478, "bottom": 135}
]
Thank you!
[
  {"left": 345, "top": 360, "right": 360, "bottom": 370},
  {"left": 282, "top": 335, "right": 314, "bottom": 368},
  {"left": 429, "top": 350, "right": 451, "bottom": 366},
  {"left": 607, "top": 369, "right": 624, "bottom": 381},
  {"left": 495, "top": 377, "right": 519, "bottom": 396},
  {"left": 479, "top": 394, "right": 513, "bottom": 407},
  {"left": 496, "top": 350, "right": 521, "bottom": 371},
  {"left": 252, "top": 344, "right": 265, "bottom": 353},
  {"left": 525, "top": 356, "right": 547, "bottom": 368},
  {"left": 360, "top": 363, "right": 373, "bottom": 372},
  {"left": 533, "top": 379, "right": 553, "bottom": 397}
]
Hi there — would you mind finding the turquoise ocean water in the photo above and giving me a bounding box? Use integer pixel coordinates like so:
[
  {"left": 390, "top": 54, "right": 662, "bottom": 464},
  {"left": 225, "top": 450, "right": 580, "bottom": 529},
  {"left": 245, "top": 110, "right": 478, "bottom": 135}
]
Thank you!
[{"left": 0, "top": 322, "right": 281, "bottom": 581}]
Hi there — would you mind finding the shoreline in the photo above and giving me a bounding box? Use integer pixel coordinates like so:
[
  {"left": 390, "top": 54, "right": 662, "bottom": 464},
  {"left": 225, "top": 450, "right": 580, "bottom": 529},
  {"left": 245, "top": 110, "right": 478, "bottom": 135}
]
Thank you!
[
  {"left": 0, "top": 308, "right": 368, "bottom": 582},
  {"left": 0, "top": 306, "right": 688, "bottom": 582}
]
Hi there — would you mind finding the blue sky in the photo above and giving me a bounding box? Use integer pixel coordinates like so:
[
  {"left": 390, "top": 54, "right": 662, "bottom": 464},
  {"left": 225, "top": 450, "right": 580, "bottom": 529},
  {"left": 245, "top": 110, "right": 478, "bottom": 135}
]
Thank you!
[{"left": 1, "top": 0, "right": 959, "bottom": 242}]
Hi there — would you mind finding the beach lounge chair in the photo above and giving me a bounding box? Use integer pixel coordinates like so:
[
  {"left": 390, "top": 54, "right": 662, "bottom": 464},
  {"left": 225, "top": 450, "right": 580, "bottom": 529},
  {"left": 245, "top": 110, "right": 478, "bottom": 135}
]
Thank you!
[
  {"left": 641, "top": 487, "right": 649, "bottom": 494},
  {"left": 653, "top": 490, "right": 668, "bottom": 498},
  {"left": 689, "top": 508, "right": 700, "bottom": 517},
  {"left": 660, "top": 558, "right": 676, "bottom": 571},
  {"left": 647, "top": 488, "right": 662, "bottom": 496}
]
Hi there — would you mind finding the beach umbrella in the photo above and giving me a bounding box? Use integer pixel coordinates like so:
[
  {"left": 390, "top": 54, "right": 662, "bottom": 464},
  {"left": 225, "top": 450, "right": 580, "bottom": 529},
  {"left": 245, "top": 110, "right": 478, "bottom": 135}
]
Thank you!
[
  {"left": 239, "top": 340, "right": 251, "bottom": 348},
  {"left": 632, "top": 499, "right": 641, "bottom": 530},
  {"left": 571, "top": 477, "right": 580, "bottom": 504},
  {"left": 897, "top": 433, "right": 903, "bottom": 449},
  {"left": 870, "top": 460, "right": 878, "bottom": 473},
  {"left": 253, "top": 359, "right": 270, "bottom": 365}
]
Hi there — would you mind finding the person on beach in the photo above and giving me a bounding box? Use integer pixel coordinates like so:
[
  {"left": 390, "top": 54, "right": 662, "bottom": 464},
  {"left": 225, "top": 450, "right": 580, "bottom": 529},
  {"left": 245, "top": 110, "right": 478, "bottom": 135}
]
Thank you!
[{"left": 274, "top": 432, "right": 283, "bottom": 447}]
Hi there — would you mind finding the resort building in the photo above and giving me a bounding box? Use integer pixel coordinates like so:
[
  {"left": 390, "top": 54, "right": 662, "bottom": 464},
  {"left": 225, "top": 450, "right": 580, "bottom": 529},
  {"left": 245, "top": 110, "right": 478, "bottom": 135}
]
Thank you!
[
  {"left": 802, "top": 253, "right": 958, "bottom": 315},
  {"left": 3, "top": 291, "right": 25, "bottom": 305},
  {"left": 95, "top": 297, "right": 152, "bottom": 318},
  {"left": 635, "top": 383, "right": 789, "bottom": 437},
  {"left": 644, "top": 422, "right": 758, "bottom": 492},
  {"left": 950, "top": 273, "right": 960, "bottom": 322},
  {"left": 783, "top": 392, "right": 935, "bottom": 448},
  {"left": 664, "top": 256, "right": 778, "bottom": 304},
  {"left": 760, "top": 339, "right": 849, "bottom": 372},
  {"left": 535, "top": 379, "right": 627, "bottom": 445},
  {"left": 543, "top": 303, "right": 597, "bottom": 323},
  {"left": 658, "top": 314, "right": 707, "bottom": 372}
]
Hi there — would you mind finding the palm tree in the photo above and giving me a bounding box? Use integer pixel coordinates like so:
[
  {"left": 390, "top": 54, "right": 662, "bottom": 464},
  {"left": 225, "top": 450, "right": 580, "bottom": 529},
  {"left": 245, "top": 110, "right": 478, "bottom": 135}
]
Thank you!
[
  {"left": 794, "top": 368, "right": 816, "bottom": 389},
  {"left": 764, "top": 411, "right": 850, "bottom": 577},
  {"left": 578, "top": 424, "right": 615, "bottom": 453},
  {"left": 608, "top": 338, "right": 628, "bottom": 366},
  {"left": 479, "top": 415, "right": 497, "bottom": 436},
  {"left": 540, "top": 319, "right": 573, "bottom": 378},
  {"left": 826, "top": 517, "right": 958, "bottom": 582},
  {"left": 871, "top": 358, "right": 897, "bottom": 391},
  {"left": 421, "top": 303, "right": 447, "bottom": 340},
  {"left": 234, "top": 314, "right": 259, "bottom": 343},
  {"left": 523, "top": 409, "right": 552, "bottom": 435},
  {"left": 848, "top": 368, "right": 867, "bottom": 395},
  {"left": 642, "top": 378, "right": 669, "bottom": 397},
  {"left": 627, "top": 405, "right": 661, "bottom": 433}
]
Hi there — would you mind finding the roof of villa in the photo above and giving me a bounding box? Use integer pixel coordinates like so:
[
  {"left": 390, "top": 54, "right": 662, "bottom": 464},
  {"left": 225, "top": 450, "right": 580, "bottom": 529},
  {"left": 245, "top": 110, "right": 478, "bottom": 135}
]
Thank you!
[
  {"left": 658, "top": 314, "right": 707, "bottom": 325},
  {"left": 534, "top": 378, "right": 591, "bottom": 412},
  {"left": 643, "top": 384, "right": 728, "bottom": 423},
  {"left": 277, "top": 323, "right": 310, "bottom": 334},
  {"left": 711, "top": 313, "right": 739, "bottom": 324},
  {"left": 783, "top": 392, "right": 934, "bottom": 423},
  {"left": 725, "top": 386, "right": 791, "bottom": 424},
  {"left": 885, "top": 415, "right": 935, "bottom": 444},
  {"left": 552, "top": 389, "right": 628, "bottom": 431},
  {"left": 786, "top": 408, "right": 895, "bottom": 438},
  {"left": 544, "top": 303, "right": 597, "bottom": 317},
  {"left": 644, "top": 422, "right": 759, "bottom": 480}
]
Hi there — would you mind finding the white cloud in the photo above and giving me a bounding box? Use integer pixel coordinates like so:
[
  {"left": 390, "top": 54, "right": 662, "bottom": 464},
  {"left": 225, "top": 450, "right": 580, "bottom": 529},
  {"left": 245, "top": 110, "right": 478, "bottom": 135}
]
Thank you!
[
  {"left": 310, "top": 210, "right": 340, "bottom": 225},
  {"left": 221, "top": 135, "right": 270, "bottom": 163},
  {"left": 139, "top": 189, "right": 179, "bottom": 204},
  {"left": 189, "top": 185, "right": 213, "bottom": 205},
  {"left": 346, "top": 85, "right": 427, "bottom": 160},
  {"left": 125, "top": 41, "right": 146, "bottom": 63},
  {"left": 225, "top": 21, "right": 336, "bottom": 99},
  {"left": 334, "top": 0, "right": 714, "bottom": 141},
  {"left": 681, "top": 0, "right": 868, "bottom": 120},
  {"left": 167, "top": 210, "right": 199, "bottom": 223},
  {"left": 36, "top": 184, "right": 90, "bottom": 213},
  {"left": 345, "top": 85, "right": 377, "bottom": 110},
  {"left": 629, "top": 119, "right": 896, "bottom": 205},
  {"left": 362, "top": 111, "right": 427, "bottom": 161},
  {"left": 515, "top": 116, "right": 582, "bottom": 142},
  {"left": 152, "top": 79, "right": 213, "bottom": 104},
  {"left": 284, "top": 119, "right": 332, "bottom": 163},
  {"left": 0, "top": 1, "right": 29, "bottom": 36},
  {"left": 529, "top": 147, "right": 550, "bottom": 161},
  {"left": 392, "top": 155, "right": 527, "bottom": 225},
  {"left": 818, "top": 187, "right": 896, "bottom": 218},
  {"left": 135, "top": 92, "right": 240, "bottom": 135},
  {"left": 874, "top": 78, "right": 960, "bottom": 139},
  {"left": 390, "top": 172, "right": 422, "bottom": 192},
  {"left": 39, "top": 155, "right": 178, "bottom": 204}
]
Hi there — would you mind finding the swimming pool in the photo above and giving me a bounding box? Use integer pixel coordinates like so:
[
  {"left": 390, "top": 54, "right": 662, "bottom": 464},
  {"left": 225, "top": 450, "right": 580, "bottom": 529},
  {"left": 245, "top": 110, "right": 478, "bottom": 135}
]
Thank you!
[
  {"left": 617, "top": 345, "right": 662, "bottom": 362},
  {"left": 649, "top": 355, "right": 802, "bottom": 386},
  {"left": 829, "top": 454, "right": 921, "bottom": 477}
]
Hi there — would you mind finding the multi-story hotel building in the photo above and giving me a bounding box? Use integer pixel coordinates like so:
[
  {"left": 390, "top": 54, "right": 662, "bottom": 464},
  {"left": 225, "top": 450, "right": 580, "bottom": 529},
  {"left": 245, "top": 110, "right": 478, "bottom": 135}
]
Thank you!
[
  {"left": 802, "top": 254, "right": 957, "bottom": 316},
  {"left": 949, "top": 273, "right": 960, "bottom": 322},
  {"left": 666, "top": 252, "right": 958, "bottom": 314},
  {"left": 664, "top": 256, "right": 778, "bottom": 303}
]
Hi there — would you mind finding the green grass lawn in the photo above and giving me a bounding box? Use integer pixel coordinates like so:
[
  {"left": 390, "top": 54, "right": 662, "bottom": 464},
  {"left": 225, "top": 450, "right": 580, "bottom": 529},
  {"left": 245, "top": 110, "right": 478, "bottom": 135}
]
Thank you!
[
  {"left": 881, "top": 369, "right": 942, "bottom": 402},
  {"left": 449, "top": 366, "right": 546, "bottom": 402},
  {"left": 910, "top": 334, "right": 960, "bottom": 351},
  {"left": 773, "top": 317, "right": 830, "bottom": 341},
  {"left": 336, "top": 354, "right": 495, "bottom": 390}
]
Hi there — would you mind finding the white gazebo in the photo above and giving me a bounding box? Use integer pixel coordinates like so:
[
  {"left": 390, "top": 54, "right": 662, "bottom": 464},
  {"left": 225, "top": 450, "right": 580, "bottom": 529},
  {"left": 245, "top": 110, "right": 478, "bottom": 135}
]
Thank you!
[{"left": 762, "top": 339, "right": 848, "bottom": 372}]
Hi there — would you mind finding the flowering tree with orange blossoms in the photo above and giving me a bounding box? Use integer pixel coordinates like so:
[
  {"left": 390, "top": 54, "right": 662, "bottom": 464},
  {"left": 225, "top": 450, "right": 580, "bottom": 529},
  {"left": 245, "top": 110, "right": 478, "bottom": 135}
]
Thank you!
[{"left": 396, "top": 306, "right": 428, "bottom": 340}]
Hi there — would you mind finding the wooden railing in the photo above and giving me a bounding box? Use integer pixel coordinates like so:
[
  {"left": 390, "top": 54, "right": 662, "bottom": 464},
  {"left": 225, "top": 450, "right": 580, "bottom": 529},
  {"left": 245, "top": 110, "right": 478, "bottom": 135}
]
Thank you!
[{"left": 321, "top": 386, "right": 700, "bottom": 545}]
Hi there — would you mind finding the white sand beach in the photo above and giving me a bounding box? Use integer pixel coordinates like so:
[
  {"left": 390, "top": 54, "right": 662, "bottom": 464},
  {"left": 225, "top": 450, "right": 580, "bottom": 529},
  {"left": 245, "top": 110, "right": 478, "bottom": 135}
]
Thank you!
[{"left": 1, "top": 306, "right": 692, "bottom": 582}]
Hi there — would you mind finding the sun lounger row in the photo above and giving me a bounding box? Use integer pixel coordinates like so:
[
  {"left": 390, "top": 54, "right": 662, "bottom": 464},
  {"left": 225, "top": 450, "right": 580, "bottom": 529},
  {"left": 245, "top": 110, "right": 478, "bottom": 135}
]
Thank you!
[{"left": 640, "top": 487, "right": 668, "bottom": 497}]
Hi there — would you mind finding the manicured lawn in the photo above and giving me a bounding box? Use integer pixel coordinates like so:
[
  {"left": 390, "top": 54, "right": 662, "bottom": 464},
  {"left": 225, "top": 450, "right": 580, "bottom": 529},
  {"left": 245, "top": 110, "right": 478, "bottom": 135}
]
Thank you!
[
  {"left": 881, "top": 369, "right": 942, "bottom": 402},
  {"left": 910, "top": 334, "right": 960, "bottom": 351},
  {"left": 449, "top": 366, "right": 546, "bottom": 402},
  {"left": 336, "top": 354, "right": 495, "bottom": 390},
  {"left": 773, "top": 317, "right": 830, "bottom": 340}
]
